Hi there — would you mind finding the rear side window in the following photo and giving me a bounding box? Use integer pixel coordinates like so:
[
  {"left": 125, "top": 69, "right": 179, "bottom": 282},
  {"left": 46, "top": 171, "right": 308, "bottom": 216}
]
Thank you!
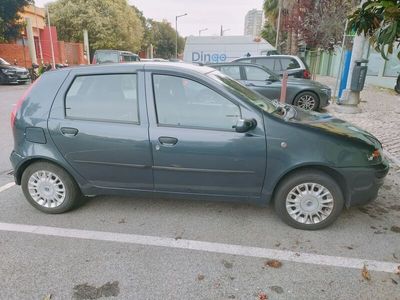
[
  {"left": 281, "top": 58, "right": 300, "bottom": 70},
  {"left": 244, "top": 66, "right": 268, "bottom": 81},
  {"left": 254, "top": 58, "right": 276, "bottom": 71},
  {"left": 65, "top": 74, "right": 139, "bottom": 123},
  {"left": 218, "top": 66, "right": 241, "bottom": 80}
]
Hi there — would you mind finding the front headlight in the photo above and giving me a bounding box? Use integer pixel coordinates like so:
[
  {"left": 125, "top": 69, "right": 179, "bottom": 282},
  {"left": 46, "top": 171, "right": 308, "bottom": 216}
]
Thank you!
[
  {"left": 321, "top": 88, "right": 331, "bottom": 95},
  {"left": 2, "top": 69, "right": 16, "bottom": 75}
]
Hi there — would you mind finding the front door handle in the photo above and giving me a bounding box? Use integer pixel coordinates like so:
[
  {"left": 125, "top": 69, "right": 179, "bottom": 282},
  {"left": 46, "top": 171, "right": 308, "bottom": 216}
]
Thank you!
[
  {"left": 158, "top": 136, "right": 178, "bottom": 146},
  {"left": 60, "top": 127, "right": 79, "bottom": 136}
]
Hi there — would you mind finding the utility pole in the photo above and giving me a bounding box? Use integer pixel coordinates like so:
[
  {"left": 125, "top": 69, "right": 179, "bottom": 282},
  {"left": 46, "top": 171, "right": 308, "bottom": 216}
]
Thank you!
[
  {"left": 83, "top": 30, "right": 90, "bottom": 64},
  {"left": 46, "top": 5, "right": 56, "bottom": 68},
  {"left": 335, "top": 0, "right": 367, "bottom": 114},
  {"left": 275, "top": 0, "right": 282, "bottom": 50},
  {"left": 220, "top": 26, "right": 230, "bottom": 36},
  {"left": 175, "top": 13, "right": 187, "bottom": 59}
]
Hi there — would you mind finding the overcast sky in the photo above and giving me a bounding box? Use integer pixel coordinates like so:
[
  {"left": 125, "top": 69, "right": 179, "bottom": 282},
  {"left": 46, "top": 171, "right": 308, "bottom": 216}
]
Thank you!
[{"left": 33, "top": 0, "right": 263, "bottom": 37}]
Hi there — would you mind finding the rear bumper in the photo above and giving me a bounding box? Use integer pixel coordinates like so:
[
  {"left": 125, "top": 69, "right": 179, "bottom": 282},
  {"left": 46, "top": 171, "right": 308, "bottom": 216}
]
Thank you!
[
  {"left": 9, "top": 151, "right": 24, "bottom": 185},
  {"left": 335, "top": 159, "right": 390, "bottom": 207}
]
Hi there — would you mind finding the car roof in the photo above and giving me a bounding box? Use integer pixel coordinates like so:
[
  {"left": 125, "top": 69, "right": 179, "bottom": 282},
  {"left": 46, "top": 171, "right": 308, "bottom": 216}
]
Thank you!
[
  {"left": 61, "top": 62, "right": 217, "bottom": 75},
  {"left": 94, "top": 50, "right": 137, "bottom": 55},
  {"left": 207, "top": 62, "right": 273, "bottom": 71},
  {"left": 235, "top": 55, "right": 299, "bottom": 60}
]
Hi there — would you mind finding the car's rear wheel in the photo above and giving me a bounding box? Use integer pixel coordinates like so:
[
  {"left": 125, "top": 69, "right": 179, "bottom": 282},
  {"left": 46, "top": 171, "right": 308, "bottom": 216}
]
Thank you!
[
  {"left": 274, "top": 170, "right": 344, "bottom": 230},
  {"left": 293, "top": 91, "right": 319, "bottom": 111},
  {"left": 21, "top": 162, "right": 81, "bottom": 213}
]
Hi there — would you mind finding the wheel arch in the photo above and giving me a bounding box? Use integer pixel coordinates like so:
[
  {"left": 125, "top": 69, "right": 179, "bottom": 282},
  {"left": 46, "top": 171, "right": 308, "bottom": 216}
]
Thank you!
[
  {"left": 15, "top": 157, "right": 79, "bottom": 188},
  {"left": 271, "top": 164, "right": 350, "bottom": 208}
]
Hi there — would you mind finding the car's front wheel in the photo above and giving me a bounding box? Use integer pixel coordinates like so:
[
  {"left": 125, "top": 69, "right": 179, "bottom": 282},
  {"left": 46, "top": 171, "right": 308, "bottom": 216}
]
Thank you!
[
  {"left": 21, "top": 161, "right": 81, "bottom": 213},
  {"left": 293, "top": 91, "right": 320, "bottom": 111},
  {"left": 274, "top": 170, "right": 344, "bottom": 230}
]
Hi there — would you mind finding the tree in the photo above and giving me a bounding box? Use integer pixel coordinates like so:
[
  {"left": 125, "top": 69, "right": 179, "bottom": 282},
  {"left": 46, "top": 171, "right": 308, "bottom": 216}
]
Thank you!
[
  {"left": 48, "top": 0, "right": 144, "bottom": 54},
  {"left": 146, "top": 20, "right": 185, "bottom": 59},
  {"left": 297, "top": 0, "right": 352, "bottom": 51},
  {"left": 0, "top": 0, "right": 33, "bottom": 42},
  {"left": 348, "top": 0, "right": 400, "bottom": 59}
]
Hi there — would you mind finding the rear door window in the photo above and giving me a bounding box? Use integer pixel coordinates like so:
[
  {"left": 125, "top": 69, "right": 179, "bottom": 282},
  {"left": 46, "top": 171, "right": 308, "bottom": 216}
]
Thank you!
[
  {"left": 280, "top": 58, "right": 300, "bottom": 70},
  {"left": 65, "top": 74, "right": 139, "bottom": 123}
]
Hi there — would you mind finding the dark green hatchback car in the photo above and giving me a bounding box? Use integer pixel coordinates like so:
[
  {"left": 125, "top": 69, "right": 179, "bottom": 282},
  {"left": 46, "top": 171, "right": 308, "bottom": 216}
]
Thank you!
[{"left": 10, "top": 62, "right": 389, "bottom": 230}]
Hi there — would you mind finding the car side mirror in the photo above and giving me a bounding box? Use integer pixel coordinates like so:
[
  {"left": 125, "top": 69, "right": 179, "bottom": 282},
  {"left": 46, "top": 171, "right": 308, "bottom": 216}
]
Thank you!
[{"left": 233, "top": 118, "right": 257, "bottom": 133}]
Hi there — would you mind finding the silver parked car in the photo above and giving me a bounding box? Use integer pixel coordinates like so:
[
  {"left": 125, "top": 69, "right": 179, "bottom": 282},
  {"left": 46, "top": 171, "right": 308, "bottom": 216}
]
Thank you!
[{"left": 209, "top": 62, "right": 331, "bottom": 110}]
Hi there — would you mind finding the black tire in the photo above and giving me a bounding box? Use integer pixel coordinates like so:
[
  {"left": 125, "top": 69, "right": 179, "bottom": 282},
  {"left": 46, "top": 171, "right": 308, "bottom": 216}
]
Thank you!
[
  {"left": 21, "top": 161, "right": 81, "bottom": 214},
  {"left": 395, "top": 84, "right": 400, "bottom": 94},
  {"left": 293, "top": 91, "right": 320, "bottom": 111},
  {"left": 274, "top": 170, "right": 344, "bottom": 230}
]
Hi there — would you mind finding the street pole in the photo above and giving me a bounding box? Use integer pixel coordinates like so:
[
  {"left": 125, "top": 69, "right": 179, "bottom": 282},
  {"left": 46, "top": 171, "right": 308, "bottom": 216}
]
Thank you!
[
  {"left": 83, "top": 29, "right": 90, "bottom": 64},
  {"left": 175, "top": 13, "right": 187, "bottom": 59},
  {"left": 335, "top": 0, "right": 367, "bottom": 114},
  {"left": 199, "top": 28, "right": 208, "bottom": 36},
  {"left": 275, "top": 0, "right": 282, "bottom": 50},
  {"left": 46, "top": 6, "right": 56, "bottom": 68}
]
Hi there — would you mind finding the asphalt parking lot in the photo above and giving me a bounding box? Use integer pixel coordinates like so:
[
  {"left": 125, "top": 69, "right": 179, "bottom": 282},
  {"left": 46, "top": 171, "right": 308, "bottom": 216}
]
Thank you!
[{"left": 0, "top": 84, "right": 400, "bottom": 299}]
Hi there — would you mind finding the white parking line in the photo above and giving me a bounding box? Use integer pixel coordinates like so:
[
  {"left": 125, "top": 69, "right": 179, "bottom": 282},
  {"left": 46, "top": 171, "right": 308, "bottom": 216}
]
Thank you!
[
  {"left": 0, "top": 182, "right": 15, "bottom": 193},
  {"left": 0, "top": 222, "right": 398, "bottom": 274}
]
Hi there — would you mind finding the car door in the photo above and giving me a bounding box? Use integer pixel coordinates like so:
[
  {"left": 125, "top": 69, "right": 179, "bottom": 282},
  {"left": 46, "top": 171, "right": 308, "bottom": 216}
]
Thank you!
[
  {"left": 145, "top": 71, "right": 267, "bottom": 198},
  {"left": 48, "top": 68, "right": 153, "bottom": 191},
  {"left": 243, "top": 65, "right": 281, "bottom": 100}
]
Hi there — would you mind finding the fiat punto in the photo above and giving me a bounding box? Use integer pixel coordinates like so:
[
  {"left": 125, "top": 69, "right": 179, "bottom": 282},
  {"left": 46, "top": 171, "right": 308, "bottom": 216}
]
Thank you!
[{"left": 10, "top": 63, "right": 389, "bottom": 230}]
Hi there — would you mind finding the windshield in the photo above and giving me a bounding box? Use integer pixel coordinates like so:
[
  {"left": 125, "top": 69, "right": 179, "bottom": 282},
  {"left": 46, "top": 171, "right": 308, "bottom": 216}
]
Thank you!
[
  {"left": 0, "top": 58, "right": 10, "bottom": 65},
  {"left": 207, "top": 70, "right": 278, "bottom": 114}
]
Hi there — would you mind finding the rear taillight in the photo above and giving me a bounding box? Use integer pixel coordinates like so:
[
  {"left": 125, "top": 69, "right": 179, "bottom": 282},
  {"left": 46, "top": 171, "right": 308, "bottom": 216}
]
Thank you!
[
  {"left": 11, "top": 78, "right": 39, "bottom": 127},
  {"left": 303, "top": 69, "right": 311, "bottom": 79}
]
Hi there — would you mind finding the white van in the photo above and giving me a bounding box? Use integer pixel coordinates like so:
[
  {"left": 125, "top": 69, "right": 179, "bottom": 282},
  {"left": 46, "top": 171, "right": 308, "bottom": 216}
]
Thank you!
[{"left": 183, "top": 36, "right": 277, "bottom": 64}]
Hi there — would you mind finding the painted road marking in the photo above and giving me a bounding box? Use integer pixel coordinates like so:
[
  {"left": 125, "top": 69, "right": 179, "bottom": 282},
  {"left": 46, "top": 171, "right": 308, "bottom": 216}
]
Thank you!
[
  {"left": 0, "top": 222, "right": 398, "bottom": 274},
  {"left": 0, "top": 182, "right": 15, "bottom": 193}
]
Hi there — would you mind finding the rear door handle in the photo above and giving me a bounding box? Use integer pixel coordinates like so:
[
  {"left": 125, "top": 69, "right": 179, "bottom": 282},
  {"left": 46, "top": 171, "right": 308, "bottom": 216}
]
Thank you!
[
  {"left": 60, "top": 127, "right": 79, "bottom": 136},
  {"left": 158, "top": 136, "right": 178, "bottom": 146}
]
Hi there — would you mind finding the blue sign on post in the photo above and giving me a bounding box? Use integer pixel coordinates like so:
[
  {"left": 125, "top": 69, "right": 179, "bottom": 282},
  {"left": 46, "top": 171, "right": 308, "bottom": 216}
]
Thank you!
[{"left": 338, "top": 50, "right": 352, "bottom": 99}]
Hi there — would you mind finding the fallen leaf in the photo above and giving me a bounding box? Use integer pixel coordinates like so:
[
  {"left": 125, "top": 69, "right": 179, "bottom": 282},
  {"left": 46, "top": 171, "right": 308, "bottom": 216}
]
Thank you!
[
  {"left": 265, "top": 259, "right": 282, "bottom": 268},
  {"left": 258, "top": 292, "right": 268, "bottom": 300},
  {"left": 362, "top": 265, "right": 371, "bottom": 281},
  {"left": 43, "top": 295, "right": 52, "bottom": 300},
  {"left": 197, "top": 274, "right": 205, "bottom": 281}
]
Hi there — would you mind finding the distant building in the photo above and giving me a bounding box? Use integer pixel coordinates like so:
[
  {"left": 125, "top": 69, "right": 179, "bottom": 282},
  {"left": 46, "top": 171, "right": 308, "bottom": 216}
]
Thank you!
[{"left": 244, "top": 9, "right": 264, "bottom": 37}]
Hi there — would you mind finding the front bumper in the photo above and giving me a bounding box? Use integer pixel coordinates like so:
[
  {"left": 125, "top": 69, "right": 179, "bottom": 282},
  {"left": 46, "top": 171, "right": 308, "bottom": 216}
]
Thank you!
[
  {"left": 335, "top": 159, "right": 390, "bottom": 207},
  {"left": 1, "top": 73, "right": 30, "bottom": 84}
]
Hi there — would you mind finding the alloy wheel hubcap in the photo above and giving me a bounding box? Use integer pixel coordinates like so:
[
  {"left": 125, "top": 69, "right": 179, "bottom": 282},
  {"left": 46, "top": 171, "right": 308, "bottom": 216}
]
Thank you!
[
  {"left": 297, "top": 95, "right": 316, "bottom": 110},
  {"left": 286, "top": 182, "right": 334, "bottom": 225},
  {"left": 28, "top": 170, "right": 66, "bottom": 208}
]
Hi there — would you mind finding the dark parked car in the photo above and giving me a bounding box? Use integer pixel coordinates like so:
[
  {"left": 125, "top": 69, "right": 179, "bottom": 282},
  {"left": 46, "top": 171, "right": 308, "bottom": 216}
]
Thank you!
[
  {"left": 92, "top": 50, "right": 140, "bottom": 64},
  {"left": 232, "top": 55, "right": 311, "bottom": 79},
  {"left": 10, "top": 63, "right": 388, "bottom": 230},
  {"left": 209, "top": 62, "right": 330, "bottom": 111},
  {"left": 0, "top": 58, "right": 30, "bottom": 84}
]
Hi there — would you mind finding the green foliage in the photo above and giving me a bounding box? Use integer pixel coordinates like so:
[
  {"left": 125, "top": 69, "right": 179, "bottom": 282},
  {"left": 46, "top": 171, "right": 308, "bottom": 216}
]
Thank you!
[
  {"left": 48, "top": 0, "right": 144, "bottom": 54},
  {"left": 348, "top": 0, "right": 400, "bottom": 60},
  {"left": 0, "top": 0, "right": 33, "bottom": 41},
  {"left": 146, "top": 20, "right": 185, "bottom": 58},
  {"left": 261, "top": 23, "right": 276, "bottom": 45}
]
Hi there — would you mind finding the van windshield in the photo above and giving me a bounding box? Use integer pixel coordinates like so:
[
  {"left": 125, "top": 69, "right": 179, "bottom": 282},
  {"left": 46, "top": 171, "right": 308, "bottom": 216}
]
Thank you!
[
  {"left": 207, "top": 70, "right": 277, "bottom": 114},
  {"left": 95, "top": 52, "right": 119, "bottom": 64}
]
